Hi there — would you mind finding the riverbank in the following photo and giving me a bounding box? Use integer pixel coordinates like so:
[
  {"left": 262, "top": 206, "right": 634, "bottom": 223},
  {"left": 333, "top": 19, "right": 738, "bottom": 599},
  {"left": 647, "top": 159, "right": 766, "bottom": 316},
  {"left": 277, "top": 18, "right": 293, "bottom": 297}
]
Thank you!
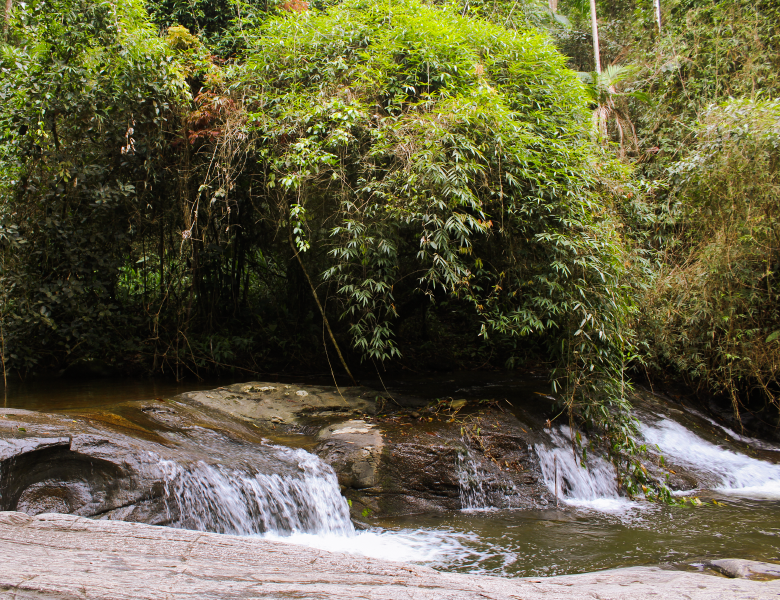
[{"left": 2, "top": 511, "right": 778, "bottom": 600}]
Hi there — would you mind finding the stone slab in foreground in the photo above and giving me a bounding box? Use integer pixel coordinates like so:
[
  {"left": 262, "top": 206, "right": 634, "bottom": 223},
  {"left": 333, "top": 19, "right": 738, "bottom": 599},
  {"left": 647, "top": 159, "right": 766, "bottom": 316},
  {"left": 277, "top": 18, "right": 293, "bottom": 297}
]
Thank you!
[{"left": 1, "top": 512, "right": 778, "bottom": 600}]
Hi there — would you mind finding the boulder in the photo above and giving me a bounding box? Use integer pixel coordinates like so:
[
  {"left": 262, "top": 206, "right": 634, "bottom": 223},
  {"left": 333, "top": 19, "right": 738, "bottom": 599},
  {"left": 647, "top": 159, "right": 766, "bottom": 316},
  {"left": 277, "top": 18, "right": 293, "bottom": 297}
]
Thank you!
[
  {"left": 0, "top": 409, "right": 168, "bottom": 522},
  {"left": 0, "top": 397, "right": 329, "bottom": 529},
  {"left": 182, "top": 382, "right": 382, "bottom": 429},
  {"left": 0, "top": 381, "right": 592, "bottom": 526},
  {"left": 316, "top": 419, "right": 384, "bottom": 489},
  {"left": 705, "top": 558, "right": 780, "bottom": 580},
  {"left": 314, "top": 405, "right": 554, "bottom": 517},
  {"left": 182, "top": 381, "right": 555, "bottom": 518}
]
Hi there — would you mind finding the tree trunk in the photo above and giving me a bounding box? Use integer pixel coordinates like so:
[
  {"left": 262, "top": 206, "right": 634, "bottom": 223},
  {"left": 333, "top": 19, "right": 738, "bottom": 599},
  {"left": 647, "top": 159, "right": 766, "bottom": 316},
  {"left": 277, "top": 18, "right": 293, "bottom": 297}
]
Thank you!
[
  {"left": 589, "top": 0, "right": 601, "bottom": 73},
  {"left": 3, "top": 0, "right": 11, "bottom": 38},
  {"left": 653, "top": 0, "right": 662, "bottom": 33}
]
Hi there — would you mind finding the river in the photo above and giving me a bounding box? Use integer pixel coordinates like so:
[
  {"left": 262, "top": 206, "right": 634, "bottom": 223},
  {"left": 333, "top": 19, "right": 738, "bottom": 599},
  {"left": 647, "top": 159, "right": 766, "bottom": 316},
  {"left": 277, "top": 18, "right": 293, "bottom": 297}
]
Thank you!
[{"left": 2, "top": 375, "right": 779, "bottom": 578}]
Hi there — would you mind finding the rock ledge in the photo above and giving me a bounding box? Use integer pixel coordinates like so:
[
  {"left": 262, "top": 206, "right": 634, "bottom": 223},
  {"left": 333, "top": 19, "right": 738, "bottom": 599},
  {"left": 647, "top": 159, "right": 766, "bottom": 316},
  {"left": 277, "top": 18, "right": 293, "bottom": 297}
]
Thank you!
[{"left": 1, "top": 511, "right": 779, "bottom": 599}]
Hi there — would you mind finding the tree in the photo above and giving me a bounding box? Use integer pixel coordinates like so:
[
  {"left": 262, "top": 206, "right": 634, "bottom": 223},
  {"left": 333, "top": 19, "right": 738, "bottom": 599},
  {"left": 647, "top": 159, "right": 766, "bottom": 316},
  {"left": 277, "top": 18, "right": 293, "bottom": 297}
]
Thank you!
[
  {"left": 588, "top": 0, "right": 600, "bottom": 72},
  {"left": 0, "top": 0, "right": 186, "bottom": 372},
  {"left": 587, "top": 65, "right": 649, "bottom": 156}
]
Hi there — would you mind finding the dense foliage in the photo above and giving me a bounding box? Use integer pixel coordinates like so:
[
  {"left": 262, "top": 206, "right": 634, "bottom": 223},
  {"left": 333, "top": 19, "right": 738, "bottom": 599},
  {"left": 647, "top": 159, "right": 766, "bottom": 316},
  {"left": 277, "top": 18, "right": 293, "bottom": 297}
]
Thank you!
[
  {"left": 643, "top": 99, "right": 780, "bottom": 415},
  {"left": 0, "top": 0, "right": 185, "bottom": 373},
  {"left": 1, "top": 0, "right": 779, "bottom": 470},
  {"left": 548, "top": 0, "right": 780, "bottom": 419},
  {"left": 238, "top": 0, "right": 634, "bottom": 403}
]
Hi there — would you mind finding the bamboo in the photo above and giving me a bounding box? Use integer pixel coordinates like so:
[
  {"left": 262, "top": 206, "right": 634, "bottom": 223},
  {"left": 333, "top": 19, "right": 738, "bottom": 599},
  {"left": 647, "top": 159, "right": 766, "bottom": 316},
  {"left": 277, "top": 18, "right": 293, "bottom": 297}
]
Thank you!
[{"left": 0, "top": 320, "right": 6, "bottom": 390}]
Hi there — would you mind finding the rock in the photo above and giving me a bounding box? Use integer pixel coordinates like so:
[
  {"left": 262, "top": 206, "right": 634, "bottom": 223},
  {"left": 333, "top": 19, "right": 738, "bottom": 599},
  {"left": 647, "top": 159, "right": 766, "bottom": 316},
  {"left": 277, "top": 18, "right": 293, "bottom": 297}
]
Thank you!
[
  {"left": 705, "top": 558, "right": 780, "bottom": 580},
  {"left": 317, "top": 420, "right": 384, "bottom": 491},
  {"left": 184, "top": 381, "right": 380, "bottom": 427},
  {"left": 0, "top": 380, "right": 622, "bottom": 527},
  {"left": 315, "top": 407, "right": 554, "bottom": 518},
  {"left": 0, "top": 397, "right": 322, "bottom": 528},
  {"left": 0, "top": 409, "right": 167, "bottom": 522},
  {"left": 1, "top": 511, "right": 778, "bottom": 600}
]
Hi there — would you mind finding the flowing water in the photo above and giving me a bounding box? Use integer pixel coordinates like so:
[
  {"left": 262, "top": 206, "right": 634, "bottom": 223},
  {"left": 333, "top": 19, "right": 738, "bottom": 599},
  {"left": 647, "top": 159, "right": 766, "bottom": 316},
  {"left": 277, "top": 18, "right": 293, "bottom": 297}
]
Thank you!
[
  {"left": 457, "top": 450, "right": 493, "bottom": 511},
  {"left": 4, "top": 376, "right": 780, "bottom": 578},
  {"left": 535, "top": 426, "right": 632, "bottom": 513},
  {"left": 640, "top": 417, "right": 780, "bottom": 499},
  {"left": 158, "top": 448, "right": 354, "bottom": 535}
]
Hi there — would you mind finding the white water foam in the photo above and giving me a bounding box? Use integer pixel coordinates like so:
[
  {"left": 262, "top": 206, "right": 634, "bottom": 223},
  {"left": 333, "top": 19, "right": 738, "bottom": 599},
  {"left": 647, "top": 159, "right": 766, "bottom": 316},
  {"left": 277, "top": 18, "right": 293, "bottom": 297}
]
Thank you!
[
  {"left": 261, "top": 528, "right": 480, "bottom": 564},
  {"left": 157, "top": 446, "right": 491, "bottom": 566},
  {"left": 641, "top": 417, "right": 780, "bottom": 499},
  {"left": 684, "top": 408, "right": 778, "bottom": 451},
  {"left": 158, "top": 446, "right": 354, "bottom": 535},
  {"left": 536, "top": 426, "right": 636, "bottom": 513}
]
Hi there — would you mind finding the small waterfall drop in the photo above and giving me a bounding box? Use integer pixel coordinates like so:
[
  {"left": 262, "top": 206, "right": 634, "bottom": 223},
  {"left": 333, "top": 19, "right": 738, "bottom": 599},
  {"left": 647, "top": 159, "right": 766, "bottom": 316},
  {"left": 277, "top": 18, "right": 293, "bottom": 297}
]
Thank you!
[
  {"left": 641, "top": 417, "right": 780, "bottom": 499},
  {"left": 158, "top": 446, "right": 355, "bottom": 536},
  {"left": 536, "top": 426, "right": 630, "bottom": 512},
  {"left": 457, "top": 451, "right": 490, "bottom": 510}
]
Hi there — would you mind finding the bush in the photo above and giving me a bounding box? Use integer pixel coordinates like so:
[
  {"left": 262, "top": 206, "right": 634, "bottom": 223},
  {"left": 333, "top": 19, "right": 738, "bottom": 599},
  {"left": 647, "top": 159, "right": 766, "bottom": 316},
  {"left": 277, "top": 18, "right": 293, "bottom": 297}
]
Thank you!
[
  {"left": 235, "top": 0, "right": 636, "bottom": 424},
  {"left": 642, "top": 99, "right": 780, "bottom": 413}
]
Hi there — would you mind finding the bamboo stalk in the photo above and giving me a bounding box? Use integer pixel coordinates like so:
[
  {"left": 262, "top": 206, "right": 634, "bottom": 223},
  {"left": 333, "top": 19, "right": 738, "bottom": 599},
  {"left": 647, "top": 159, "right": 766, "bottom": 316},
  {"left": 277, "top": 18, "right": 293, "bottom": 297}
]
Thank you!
[
  {"left": 3, "top": 0, "right": 11, "bottom": 38},
  {"left": 288, "top": 230, "right": 357, "bottom": 386}
]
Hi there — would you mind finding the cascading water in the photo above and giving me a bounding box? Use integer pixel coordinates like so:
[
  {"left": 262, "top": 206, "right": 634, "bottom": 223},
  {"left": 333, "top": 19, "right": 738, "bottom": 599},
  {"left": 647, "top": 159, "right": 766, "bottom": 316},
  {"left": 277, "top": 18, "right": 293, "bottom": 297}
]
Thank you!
[
  {"left": 641, "top": 417, "right": 780, "bottom": 499},
  {"left": 154, "top": 445, "right": 473, "bottom": 565},
  {"left": 535, "top": 414, "right": 780, "bottom": 512},
  {"left": 678, "top": 408, "right": 778, "bottom": 451},
  {"left": 457, "top": 450, "right": 490, "bottom": 510},
  {"left": 535, "top": 426, "right": 631, "bottom": 512},
  {"left": 157, "top": 446, "right": 354, "bottom": 535}
]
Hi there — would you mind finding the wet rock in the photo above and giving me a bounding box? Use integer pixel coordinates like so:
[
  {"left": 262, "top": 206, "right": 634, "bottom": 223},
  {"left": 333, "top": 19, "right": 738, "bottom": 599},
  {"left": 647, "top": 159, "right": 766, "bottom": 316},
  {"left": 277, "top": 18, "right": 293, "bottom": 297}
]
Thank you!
[
  {"left": 0, "top": 382, "right": 557, "bottom": 526},
  {"left": 315, "top": 406, "right": 554, "bottom": 518},
  {"left": 373, "top": 440, "right": 464, "bottom": 513},
  {"left": 705, "top": 558, "right": 780, "bottom": 580},
  {"left": 0, "top": 397, "right": 321, "bottom": 528},
  {"left": 0, "top": 410, "right": 166, "bottom": 523}
]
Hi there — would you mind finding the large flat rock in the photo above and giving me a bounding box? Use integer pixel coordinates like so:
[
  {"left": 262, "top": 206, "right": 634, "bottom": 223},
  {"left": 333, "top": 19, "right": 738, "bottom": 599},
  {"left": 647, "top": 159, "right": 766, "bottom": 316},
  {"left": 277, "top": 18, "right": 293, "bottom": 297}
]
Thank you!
[{"left": 1, "top": 512, "right": 778, "bottom": 599}]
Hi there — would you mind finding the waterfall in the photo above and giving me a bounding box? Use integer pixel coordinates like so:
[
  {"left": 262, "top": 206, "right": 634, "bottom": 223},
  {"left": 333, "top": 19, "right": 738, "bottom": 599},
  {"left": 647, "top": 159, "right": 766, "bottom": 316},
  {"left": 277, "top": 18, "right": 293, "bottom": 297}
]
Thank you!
[
  {"left": 535, "top": 426, "right": 631, "bottom": 512},
  {"left": 158, "top": 446, "right": 355, "bottom": 536},
  {"left": 534, "top": 416, "right": 780, "bottom": 512},
  {"left": 457, "top": 451, "right": 490, "bottom": 510},
  {"left": 641, "top": 417, "right": 780, "bottom": 499},
  {"left": 680, "top": 408, "right": 778, "bottom": 451}
]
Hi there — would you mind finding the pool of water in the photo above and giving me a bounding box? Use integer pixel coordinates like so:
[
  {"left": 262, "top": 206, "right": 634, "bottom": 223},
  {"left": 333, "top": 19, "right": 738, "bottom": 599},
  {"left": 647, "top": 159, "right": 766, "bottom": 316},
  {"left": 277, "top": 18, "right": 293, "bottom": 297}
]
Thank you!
[
  {"left": 0, "top": 377, "right": 231, "bottom": 411},
  {"left": 365, "top": 498, "right": 780, "bottom": 576}
]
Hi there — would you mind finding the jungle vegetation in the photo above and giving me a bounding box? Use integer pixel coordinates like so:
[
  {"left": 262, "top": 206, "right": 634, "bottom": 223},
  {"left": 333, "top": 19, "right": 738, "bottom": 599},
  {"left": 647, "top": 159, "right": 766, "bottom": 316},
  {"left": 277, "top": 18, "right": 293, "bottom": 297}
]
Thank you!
[{"left": 0, "top": 0, "right": 778, "bottom": 470}]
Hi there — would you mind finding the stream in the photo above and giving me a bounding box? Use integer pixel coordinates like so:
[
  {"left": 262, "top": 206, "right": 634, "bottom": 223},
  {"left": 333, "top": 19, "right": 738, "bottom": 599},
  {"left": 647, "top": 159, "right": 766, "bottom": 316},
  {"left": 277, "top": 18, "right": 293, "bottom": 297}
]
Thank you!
[{"left": 3, "top": 375, "right": 780, "bottom": 578}]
